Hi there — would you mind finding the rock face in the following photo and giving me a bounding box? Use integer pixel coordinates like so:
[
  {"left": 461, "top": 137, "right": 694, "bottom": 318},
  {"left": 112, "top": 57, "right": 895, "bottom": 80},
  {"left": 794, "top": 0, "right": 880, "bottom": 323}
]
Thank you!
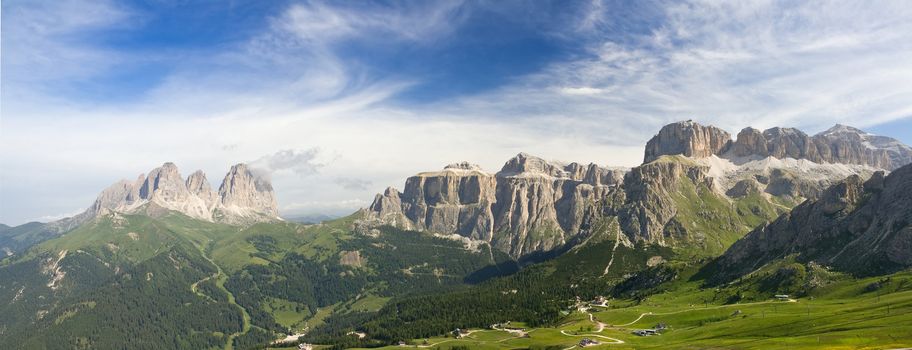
[
  {"left": 712, "top": 163, "right": 912, "bottom": 280},
  {"left": 186, "top": 170, "right": 219, "bottom": 211},
  {"left": 647, "top": 121, "right": 912, "bottom": 170},
  {"left": 216, "top": 164, "right": 280, "bottom": 224},
  {"left": 613, "top": 157, "right": 717, "bottom": 246},
  {"left": 87, "top": 163, "right": 279, "bottom": 225},
  {"left": 644, "top": 120, "right": 732, "bottom": 163},
  {"left": 366, "top": 154, "right": 627, "bottom": 257}
]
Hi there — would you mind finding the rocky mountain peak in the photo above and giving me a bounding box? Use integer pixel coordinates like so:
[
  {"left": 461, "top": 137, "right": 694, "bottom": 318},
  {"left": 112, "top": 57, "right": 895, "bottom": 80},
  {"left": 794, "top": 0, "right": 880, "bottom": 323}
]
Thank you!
[
  {"left": 643, "top": 120, "right": 732, "bottom": 163},
  {"left": 818, "top": 123, "right": 867, "bottom": 136},
  {"left": 218, "top": 163, "right": 279, "bottom": 219},
  {"left": 141, "top": 162, "right": 191, "bottom": 203},
  {"left": 186, "top": 170, "right": 218, "bottom": 210},
  {"left": 80, "top": 162, "right": 279, "bottom": 226},
  {"left": 728, "top": 127, "right": 767, "bottom": 157}
]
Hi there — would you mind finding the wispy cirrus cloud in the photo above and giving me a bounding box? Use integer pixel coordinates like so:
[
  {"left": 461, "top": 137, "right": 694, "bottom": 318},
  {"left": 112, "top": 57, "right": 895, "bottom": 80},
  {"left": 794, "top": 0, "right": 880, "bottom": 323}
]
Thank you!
[
  {"left": 458, "top": 0, "right": 912, "bottom": 139},
  {"left": 277, "top": 1, "right": 466, "bottom": 44}
]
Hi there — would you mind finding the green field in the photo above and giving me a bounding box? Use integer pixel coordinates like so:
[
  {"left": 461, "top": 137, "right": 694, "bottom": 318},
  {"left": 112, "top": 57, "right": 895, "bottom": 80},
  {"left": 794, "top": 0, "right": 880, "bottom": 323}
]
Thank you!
[{"left": 350, "top": 271, "right": 912, "bottom": 350}]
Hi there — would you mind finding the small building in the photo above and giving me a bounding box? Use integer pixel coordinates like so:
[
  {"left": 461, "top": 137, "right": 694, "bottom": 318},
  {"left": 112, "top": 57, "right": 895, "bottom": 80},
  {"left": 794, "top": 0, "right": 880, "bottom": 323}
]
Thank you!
[
  {"left": 775, "top": 294, "right": 790, "bottom": 301},
  {"left": 654, "top": 322, "right": 667, "bottom": 330},
  {"left": 397, "top": 340, "right": 407, "bottom": 346},
  {"left": 579, "top": 338, "right": 600, "bottom": 347},
  {"left": 297, "top": 343, "right": 313, "bottom": 350},
  {"left": 452, "top": 328, "right": 468, "bottom": 338},
  {"left": 633, "top": 329, "right": 660, "bottom": 336}
]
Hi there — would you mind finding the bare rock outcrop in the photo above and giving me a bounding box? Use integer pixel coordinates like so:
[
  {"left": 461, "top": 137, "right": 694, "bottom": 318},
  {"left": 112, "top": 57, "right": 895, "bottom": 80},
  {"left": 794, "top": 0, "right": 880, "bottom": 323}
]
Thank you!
[{"left": 711, "top": 164, "right": 912, "bottom": 280}]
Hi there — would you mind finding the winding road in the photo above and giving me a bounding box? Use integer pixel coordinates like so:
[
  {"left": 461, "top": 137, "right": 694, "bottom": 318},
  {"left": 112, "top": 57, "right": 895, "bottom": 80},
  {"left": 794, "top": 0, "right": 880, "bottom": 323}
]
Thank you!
[
  {"left": 559, "top": 310, "right": 625, "bottom": 344},
  {"left": 193, "top": 239, "right": 252, "bottom": 350}
]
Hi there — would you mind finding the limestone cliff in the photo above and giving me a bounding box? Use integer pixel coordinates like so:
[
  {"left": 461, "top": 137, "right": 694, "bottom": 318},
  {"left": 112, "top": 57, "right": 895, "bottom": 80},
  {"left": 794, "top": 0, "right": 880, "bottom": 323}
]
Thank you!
[
  {"left": 365, "top": 154, "right": 627, "bottom": 257},
  {"left": 644, "top": 120, "right": 731, "bottom": 163}
]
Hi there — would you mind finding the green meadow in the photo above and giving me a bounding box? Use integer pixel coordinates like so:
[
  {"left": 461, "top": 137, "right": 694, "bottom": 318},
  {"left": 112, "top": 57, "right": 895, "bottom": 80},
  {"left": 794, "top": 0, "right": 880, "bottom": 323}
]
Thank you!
[{"left": 338, "top": 271, "right": 912, "bottom": 350}]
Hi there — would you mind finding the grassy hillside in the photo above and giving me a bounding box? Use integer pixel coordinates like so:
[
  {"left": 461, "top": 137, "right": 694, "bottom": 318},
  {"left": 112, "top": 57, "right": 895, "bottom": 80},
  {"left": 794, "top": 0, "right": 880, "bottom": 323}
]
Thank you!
[
  {"left": 0, "top": 211, "right": 517, "bottom": 350},
  {"left": 0, "top": 213, "right": 245, "bottom": 349},
  {"left": 329, "top": 268, "right": 912, "bottom": 350}
]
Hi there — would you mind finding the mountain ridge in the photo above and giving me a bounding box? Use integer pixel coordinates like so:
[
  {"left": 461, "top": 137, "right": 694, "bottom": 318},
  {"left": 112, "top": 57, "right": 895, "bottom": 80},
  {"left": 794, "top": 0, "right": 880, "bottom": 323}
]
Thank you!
[
  {"left": 365, "top": 121, "right": 905, "bottom": 259},
  {"left": 87, "top": 162, "right": 279, "bottom": 226},
  {"left": 646, "top": 120, "right": 912, "bottom": 170}
]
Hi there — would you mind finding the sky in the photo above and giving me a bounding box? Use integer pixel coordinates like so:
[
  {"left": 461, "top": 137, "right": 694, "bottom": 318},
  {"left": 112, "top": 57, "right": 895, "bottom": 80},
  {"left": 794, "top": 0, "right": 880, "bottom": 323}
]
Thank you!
[{"left": 2, "top": 0, "right": 912, "bottom": 225}]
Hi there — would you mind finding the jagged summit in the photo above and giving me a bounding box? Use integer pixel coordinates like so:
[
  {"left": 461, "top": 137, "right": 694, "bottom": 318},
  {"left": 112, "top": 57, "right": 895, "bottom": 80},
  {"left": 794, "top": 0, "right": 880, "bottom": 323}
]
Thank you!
[
  {"left": 643, "top": 120, "right": 731, "bottom": 163},
  {"left": 817, "top": 123, "right": 867, "bottom": 136},
  {"left": 86, "top": 162, "right": 279, "bottom": 226},
  {"left": 644, "top": 120, "right": 912, "bottom": 170}
]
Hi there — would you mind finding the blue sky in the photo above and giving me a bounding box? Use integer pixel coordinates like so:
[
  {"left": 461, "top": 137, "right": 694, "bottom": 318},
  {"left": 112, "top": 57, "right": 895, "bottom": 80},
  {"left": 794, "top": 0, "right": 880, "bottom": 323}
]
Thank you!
[{"left": 2, "top": 0, "right": 912, "bottom": 225}]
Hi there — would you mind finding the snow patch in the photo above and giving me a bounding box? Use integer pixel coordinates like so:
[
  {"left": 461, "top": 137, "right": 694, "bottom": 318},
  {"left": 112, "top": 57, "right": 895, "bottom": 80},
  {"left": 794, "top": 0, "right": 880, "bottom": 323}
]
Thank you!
[{"left": 696, "top": 155, "right": 880, "bottom": 194}]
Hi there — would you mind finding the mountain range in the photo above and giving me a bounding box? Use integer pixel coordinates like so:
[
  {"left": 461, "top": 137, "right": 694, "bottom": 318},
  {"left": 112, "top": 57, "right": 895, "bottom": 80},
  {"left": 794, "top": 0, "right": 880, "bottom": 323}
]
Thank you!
[
  {"left": 1, "top": 163, "right": 278, "bottom": 257},
  {"left": 2, "top": 120, "right": 911, "bottom": 350},
  {"left": 364, "top": 121, "right": 900, "bottom": 259}
]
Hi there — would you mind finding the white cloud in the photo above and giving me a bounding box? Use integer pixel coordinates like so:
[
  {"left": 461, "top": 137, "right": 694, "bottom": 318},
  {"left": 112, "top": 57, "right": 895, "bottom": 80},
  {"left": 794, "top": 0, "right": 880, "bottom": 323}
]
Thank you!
[
  {"left": 334, "top": 177, "right": 373, "bottom": 191},
  {"left": 250, "top": 149, "right": 325, "bottom": 177},
  {"left": 440, "top": 0, "right": 912, "bottom": 138}
]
